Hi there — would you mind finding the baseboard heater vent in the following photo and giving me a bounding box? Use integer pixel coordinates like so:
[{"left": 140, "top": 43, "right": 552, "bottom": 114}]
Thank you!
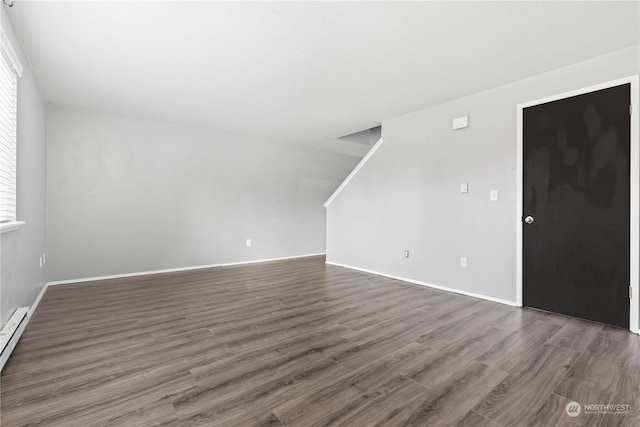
[{"left": 0, "top": 307, "right": 29, "bottom": 372}]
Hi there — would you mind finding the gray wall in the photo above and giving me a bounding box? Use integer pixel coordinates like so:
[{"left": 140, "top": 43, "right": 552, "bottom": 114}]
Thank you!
[
  {"left": 0, "top": 11, "right": 47, "bottom": 326},
  {"left": 327, "top": 45, "right": 639, "bottom": 304},
  {"left": 47, "top": 107, "right": 359, "bottom": 282}
]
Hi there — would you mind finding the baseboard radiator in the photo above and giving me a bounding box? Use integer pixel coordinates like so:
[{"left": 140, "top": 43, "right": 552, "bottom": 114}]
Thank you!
[{"left": 0, "top": 307, "right": 29, "bottom": 372}]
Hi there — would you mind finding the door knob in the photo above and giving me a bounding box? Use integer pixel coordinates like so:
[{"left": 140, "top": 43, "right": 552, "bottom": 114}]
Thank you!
[{"left": 524, "top": 215, "right": 535, "bottom": 224}]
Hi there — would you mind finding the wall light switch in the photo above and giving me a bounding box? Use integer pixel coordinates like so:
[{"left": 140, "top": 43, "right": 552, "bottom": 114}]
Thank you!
[
  {"left": 404, "top": 250, "right": 410, "bottom": 258},
  {"left": 460, "top": 257, "right": 467, "bottom": 268},
  {"left": 453, "top": 116, "right": 469, "bottom": 130},
  {"left": 490, "top": 190, "right": 498, "bottom": 201},
  {"left": 246, "top": 239, "right": 252, "bottom": 247},
  {"left": 39, "top": 256, "right": 43, "bottom": 268},
  {"left": 460, "top": 183, "right": 469, "bottom": 193}
]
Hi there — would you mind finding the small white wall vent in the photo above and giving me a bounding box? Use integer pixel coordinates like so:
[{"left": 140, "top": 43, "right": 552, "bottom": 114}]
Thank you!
[{"left": 453, "top": 116, "right": 469, "bottom": 130}]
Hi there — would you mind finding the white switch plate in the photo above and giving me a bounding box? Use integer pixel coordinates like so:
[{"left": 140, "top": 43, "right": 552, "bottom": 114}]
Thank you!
[
  {"left": 39, "top": 256, "right": 43, "bottom": 268},
  {"left": 43, "top": 253, "right": 46, "bottom": 264},
  {"left": 490, "top": 190, "right": 498, "bottom": 201},
  {"left": 404, "top": 250, "right": 409, "bottom": 258},
  {"left": 246, "top": 239, "right": 252, "bottom": 247},
  {"left": 460, "top": 257, "right": 467, "bottom": 268},
  {"left": 460, "top": 183, "right": 469, "bottom": 193},
  {"left": 453, "top": 116, "right": 469, "bottom": 130}
]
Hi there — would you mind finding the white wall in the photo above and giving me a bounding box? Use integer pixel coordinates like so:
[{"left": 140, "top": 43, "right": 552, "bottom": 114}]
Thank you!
[
  {"left": 47, "top": 107, "right": 359, "bottom": 282},
  {"left": 327, "top": 45, "right": 640, "bottom": 304},
  {"left": 0, "top": 10, "right": 47, "bottom": 326}
]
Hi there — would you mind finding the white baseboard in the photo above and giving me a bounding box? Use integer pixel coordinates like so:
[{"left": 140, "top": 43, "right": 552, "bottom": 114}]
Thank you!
[
  {"left": 47, "top": 253, "right": 326, "bottom": 287},
  {"left": 28, "top": 283, "right": 48, "bottom": 320},
  {"left": 326, "top": 261, "right": 517, "bottom": 307}
]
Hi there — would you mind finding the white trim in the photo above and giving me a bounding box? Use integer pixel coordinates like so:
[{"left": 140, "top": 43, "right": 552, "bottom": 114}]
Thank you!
[
  {"left": 47, "top": 253, "right": 326, "bottom": 286},
  {"left": 324, "top": 137, "right": 384, "bottom": 207},
  {"left": 516, "top": 98, "right": 524, "bottom": 308},
  {"left": 28, "top": 284, "right": 48, "bottom": 321},
  {"left": 632, "top": 76, "right": 640, "bottom": 335},
  {"left": 516, "top": 75, "right": 640, "bottom": 333},
  {"left": 0, "top": 307, "right": 28, "bottom": 372},
  {"left": 0, "top": 221, "right": 25, "bottom": 234},
  {"left": 0, "top": 28, "right": 23, "bottom": 77},
  {"left": 326, "top": 261, "right": 517, "bottom": 307}
]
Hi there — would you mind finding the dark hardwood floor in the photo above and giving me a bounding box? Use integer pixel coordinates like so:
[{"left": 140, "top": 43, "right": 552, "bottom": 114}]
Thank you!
[{"left": 2, "top": 255, "right": 639, "bottom": 426}]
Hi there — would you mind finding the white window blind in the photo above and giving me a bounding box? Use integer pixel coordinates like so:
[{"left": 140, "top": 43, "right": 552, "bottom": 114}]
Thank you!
[{"left": 0, "top": 49, "right": 17, "bottom": 224}]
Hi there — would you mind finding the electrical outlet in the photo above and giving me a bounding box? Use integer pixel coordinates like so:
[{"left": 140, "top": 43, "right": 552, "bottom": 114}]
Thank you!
[
  {"left": 246, "top": 239, "right": 252, "bottom": 247},
  {"left": 460, "top": 257, "right": 467, "bottom": 268},
  {"left": 404, "top": 250, "right": 409, "bottom": 258}
]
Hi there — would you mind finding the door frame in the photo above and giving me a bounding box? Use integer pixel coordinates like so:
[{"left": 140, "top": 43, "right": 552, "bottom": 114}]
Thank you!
[{"left": 515, "top": 75, "right": 640, "bottom": 334}]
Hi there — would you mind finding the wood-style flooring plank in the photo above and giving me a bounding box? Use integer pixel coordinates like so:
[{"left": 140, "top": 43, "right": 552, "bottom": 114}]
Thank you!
[
  {"left": 458, "top": 410, "right": 504, "bottom": 427},
  {"left": 554, "top": 350, "right": 623, "bottom": 405},
  {"left": 599, "top": 354, "right": 640, "bottom": 426},
  {"left": 546, "top": 318, "right": 603, "bottom": 352},
  {"left": 527, "top": 392, "right": 603, "bottom": 427},
  {"left": 473, "top": 343, "right": 580, "bottom": 426}
]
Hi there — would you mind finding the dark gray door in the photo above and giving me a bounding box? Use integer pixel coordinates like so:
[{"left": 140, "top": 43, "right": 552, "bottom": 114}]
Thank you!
[{"left": 523, "top": 83, "right": 630, "bottom": 328}]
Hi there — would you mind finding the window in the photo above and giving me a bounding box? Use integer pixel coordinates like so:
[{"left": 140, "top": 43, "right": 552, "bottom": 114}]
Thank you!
[{"left": 0, "top": 30, "right": 22, "bottom": 227}]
